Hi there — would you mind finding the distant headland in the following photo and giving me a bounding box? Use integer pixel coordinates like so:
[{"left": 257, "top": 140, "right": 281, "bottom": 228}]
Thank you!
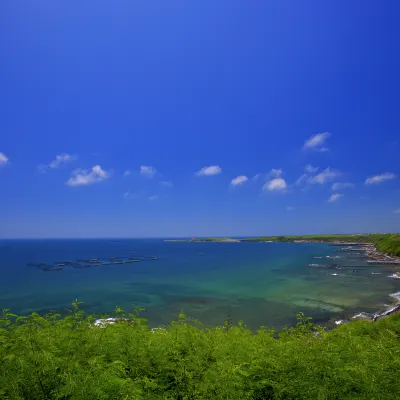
[{"left": 165, "top": 233, "right": 400, "bottom": 259}]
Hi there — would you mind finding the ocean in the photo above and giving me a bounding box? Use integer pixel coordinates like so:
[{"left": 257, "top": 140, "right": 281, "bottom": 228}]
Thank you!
[{"left": 1, "top": 239, "right": 399, "bottom": 330}]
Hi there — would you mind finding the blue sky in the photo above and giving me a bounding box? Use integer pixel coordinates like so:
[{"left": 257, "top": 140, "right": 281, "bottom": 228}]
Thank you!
[{"left": 1, "top": 0, "right": 399, "bottom": 238}]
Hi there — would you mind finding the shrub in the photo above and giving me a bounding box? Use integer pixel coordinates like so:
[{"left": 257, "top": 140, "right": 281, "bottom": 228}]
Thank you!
[{"left": 1, "top": 302, "right": 400, "bottom": 399}]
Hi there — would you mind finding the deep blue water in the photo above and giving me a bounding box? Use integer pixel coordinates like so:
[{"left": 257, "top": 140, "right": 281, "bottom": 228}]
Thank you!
[{"left": 1, "top": 239, "right": 399, "bottom": 330}]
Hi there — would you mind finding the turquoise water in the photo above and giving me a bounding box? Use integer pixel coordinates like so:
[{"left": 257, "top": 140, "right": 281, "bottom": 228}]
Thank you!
[{"left": 1, "top": 239, "right": 399, "bottom": 330}]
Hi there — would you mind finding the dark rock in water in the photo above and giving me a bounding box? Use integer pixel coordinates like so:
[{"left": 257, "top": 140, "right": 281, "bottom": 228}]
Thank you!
[
  {"left": 308, "top": 263, "right": 342, "bottom": 270},
  {"left": 375, "top": 304, "right": 400, "bottom": 320},
  {"left": 43, "top": 266, "right": 62, "bottom": 271}
]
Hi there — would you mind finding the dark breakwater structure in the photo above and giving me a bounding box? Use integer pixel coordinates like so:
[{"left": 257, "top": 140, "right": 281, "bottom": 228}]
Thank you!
[{"left": 26, "top": 253, "right": 160, "bottom": 272}]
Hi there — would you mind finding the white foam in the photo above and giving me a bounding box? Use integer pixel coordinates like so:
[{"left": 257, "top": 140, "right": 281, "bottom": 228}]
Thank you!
[
  {"left": 390, "top": 291, "right": 400, "bottom": 301},
  {"left": 352, "top": 312, "right": 371, "bottom": 319}
]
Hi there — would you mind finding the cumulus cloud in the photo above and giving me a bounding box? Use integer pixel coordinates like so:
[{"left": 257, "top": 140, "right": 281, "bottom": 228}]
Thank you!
[
  {"left": 196, "top": 165, "right": 222, "bottom": 176},
  {"left": 263, "top": 178, "right": 287, "bottom": 192},
  {"left": 328, "top": 193, "right": 344, "bottom": 203},
  {"left": 305, "top": 164, "right": 319, "bottom": 173},
  {"left": 123, "top": 170, "right": 132, "bottom": 177},
  {"left": 231, "top": 175, "right": 248, "bottom": 186},
  {"left": 394, "top": 209, "right": 400, "bottom": 214},
  {"left": 296, "top": 167, "right": 340, "bottom": 188},
  {"left": 269, "top": 168, "right": 283, "bottom": 178},
  {"left": 309, "top": 168, "right": 340, "bottom": 184},
  {"left": 66, "top": 165, "right": 110, "bottom": 186},
  {"left": 303, "top": 132, "right": 331, "bottom": 151},
  {"left": 148, "top": 195, "right": 159, "bottom": 201},
  {"left": 332, "top": 182, "right": 354, "bottom": 191},
  {"left": 39, "top": 153, "right": 76, "bottom": 172},
  {"left": 365, "top": 172, "right": 396, "bottom": 185},
  {"left": 160, "top": 180, "right": 173, "bottom": 188},
  {"left": 286, "top": 206, "right": 294, "bottom": 211},
  {"left": 0, "top": 152, "right": 9, "bottom": 166},
  {"left": 140, "top": 165, "right": 157, "bottom": 178}
]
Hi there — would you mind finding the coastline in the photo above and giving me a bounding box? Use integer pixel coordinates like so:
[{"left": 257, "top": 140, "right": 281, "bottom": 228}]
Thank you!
[{"left": 165, "top": 235, "right": 400, "bottom": 324}]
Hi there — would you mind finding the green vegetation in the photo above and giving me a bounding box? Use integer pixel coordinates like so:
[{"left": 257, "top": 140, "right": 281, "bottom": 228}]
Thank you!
[
  {"left": 242, "top": 233, "right": 400, "bottom": 257},
  {"left": 2, "top": 301, "right": 400, "bottom": 399},
  {"left": 192, "top": 237, "right": 239, "bottom": 242},
  {"left": 2, "top": 234, "right": 400, "bottom": 398}
]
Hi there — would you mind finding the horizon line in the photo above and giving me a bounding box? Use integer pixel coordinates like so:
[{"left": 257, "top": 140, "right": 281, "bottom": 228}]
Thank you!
[{"left": 0, "top": 232, "right": 395, "bottom": 240}]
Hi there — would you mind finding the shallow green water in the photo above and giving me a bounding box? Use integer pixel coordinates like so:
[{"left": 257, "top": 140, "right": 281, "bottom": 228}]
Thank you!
[{"left": 1, "top": 239, "right": 399, "bottom": 329}]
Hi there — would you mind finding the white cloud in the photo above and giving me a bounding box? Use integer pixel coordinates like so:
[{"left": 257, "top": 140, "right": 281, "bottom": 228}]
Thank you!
[
  {"left": 365, "top": 172, "right": 396, "bottom": 185},
  {"left": 66, "top": 165, "right": 110, "bottom": 186},
  {"left": 394, "top": 209, "right": 400, "bottom": 214},
  {"left": 39, "top": 153, "right": 76, "bottom": 172},
  {"left": 148, "top": 195, "right": 159, "bottom": 201},
  {"left": 286, "top": 206, "right": 294, "bottom": 211},
  {"left": 263, "top": 178, "right": 287, "bottom": 192},
  {"left": 0, "top": 152, "right": 9, "bottom": 166},
  {"left": 328, "top": 193, "right": 344, "bottom": 203},
  {"left": 140, "top": 165, "right": 157, "bottom": 178},
  {"left": 309, "top": 168, "right": 340, "bottom": 184},
  {"left": 332, "top": 182, "right": 354, "bottom": 191},
  {"left": 231, "top": 175, "right": 248, "bottom": 186},
  {"left": 124, "top": 192, "right": 137, "bottom": 200},
  {"left": 305, "top": 164, "right": 319, "bottom": 173},
  {"left": 50, "top": 153, "right": 76, "bottom": 168},
  {"left": 303, "top": 132, "right": 331, "bottom": 151},
  {"left": 196, "top": 165, "right": 222, "bottom": 176},
  {"left": 160, "top": 180, "right": 173, "bottom": 188},
  {"left": 123, "top": 170, "right": 132, "bottom": 177},
  {"left": 269, "top": 168, "right": 283, "bottom": 178}
]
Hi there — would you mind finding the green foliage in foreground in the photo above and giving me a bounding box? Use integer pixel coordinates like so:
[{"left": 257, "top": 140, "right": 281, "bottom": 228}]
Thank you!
[{"left": 1, "top": 302, "right": 400, "bottom": 399}]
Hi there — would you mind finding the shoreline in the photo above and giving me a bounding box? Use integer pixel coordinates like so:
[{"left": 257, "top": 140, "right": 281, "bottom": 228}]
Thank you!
[{"left": 165, "top": 236, "right": 400, "bottom": 324}]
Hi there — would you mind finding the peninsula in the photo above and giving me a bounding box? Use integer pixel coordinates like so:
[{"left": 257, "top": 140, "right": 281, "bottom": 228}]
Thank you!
[{"left": 172, "top": 233, "right": 400, "bottom": 258}]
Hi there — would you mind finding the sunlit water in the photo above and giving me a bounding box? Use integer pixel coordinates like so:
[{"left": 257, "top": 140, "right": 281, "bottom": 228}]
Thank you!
[{"left": 1, "top": 239, "right": 399, "bottom": 330}]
